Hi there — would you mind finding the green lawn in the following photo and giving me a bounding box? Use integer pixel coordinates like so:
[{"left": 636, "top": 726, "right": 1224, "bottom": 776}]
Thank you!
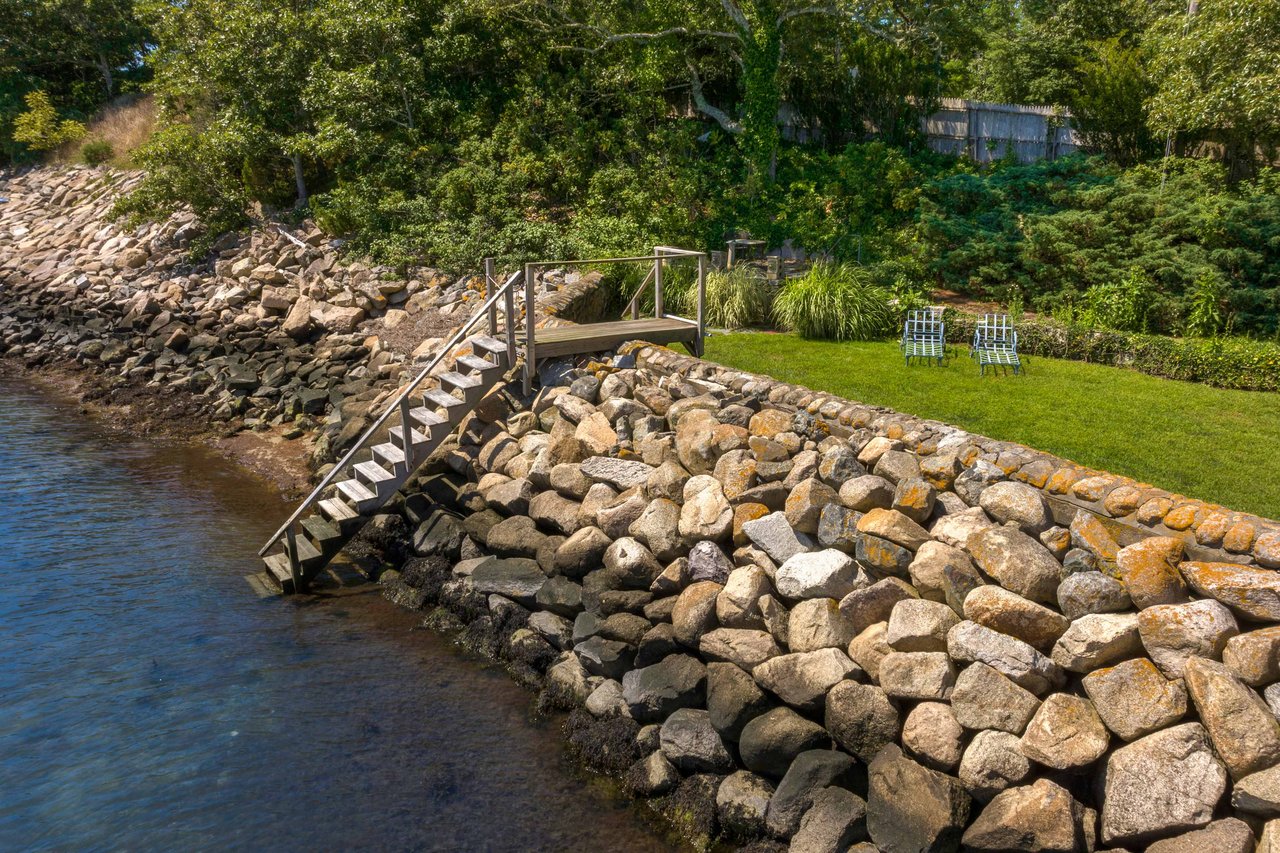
[{"left": 704, "top": 333, "right": 1280, "bottom": 521}]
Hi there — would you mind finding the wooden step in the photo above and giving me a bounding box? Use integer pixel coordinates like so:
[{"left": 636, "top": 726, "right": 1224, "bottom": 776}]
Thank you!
[
  {"left": 286, "top": 535, "right": 325, "bottom": 569},
  {"left": 471, "top": 335, "right": 510, "bottom": 360},
  {"left": 409, "top": 407, "right": 447, "bottom": 431},
  {"left": 389, "top": 424, "right": 427, "bottom": 449},
  {"left": 354, "top": 460, "right": 397, "bottom": 492},
  {"left": 422, "top": 387, "right": 466, "bottom": 411},
  {"left": 301, "top": 515, "right": 342, "bottom": 549},
  {"left": 372, "top": 441, "right": 407, "bottom": 470},
  {"left": 335, "top": 477, "right": 380, "bottom": 511},
  {"left": 318, "top": 497, "right": 358, "bottom": 524},
  {"left": 263, "top": 552, "right": 296, "bottom": 593},
  {"left": 439, "top": 370, "right": 482, "bottom": 394},
  {"left": 456, "top": 353, "right": 502, "bottom": 374}
]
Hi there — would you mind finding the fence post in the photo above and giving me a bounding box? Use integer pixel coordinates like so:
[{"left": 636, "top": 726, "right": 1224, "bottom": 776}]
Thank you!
[
  {"left": 484, "top": 257, "right": 497, "bottom": 336},
  {"left": 285, "top": 524, "right": 301, "bottom": 590},
  {"left": 653, "top": 249, "right": 664, "bottom": 318},
  {"left": 504, "top": 276, "right": 517, "bottom": 367},
  {"left": 524, "top": 263, "right": 536, "bottom": 395},
  {"left": 399, "top": 396, "right": 414, "bottom": 467},
  {"left": 696, "top": 253, "right": 706, "bottom": 357}
]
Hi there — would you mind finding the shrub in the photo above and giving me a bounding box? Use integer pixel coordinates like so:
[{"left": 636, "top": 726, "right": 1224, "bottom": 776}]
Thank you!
[
  {"left": 12, "top": 91, "right": 86, "bottom": 152},
  {"left": 773, "top": 262, "right": 894, "bottom": 341},
  {"left": 684, "top": 266, "right": 770, "bottom": 329},
  {"left": 81, "top": 138, "right": 114, "bottom": 166}
]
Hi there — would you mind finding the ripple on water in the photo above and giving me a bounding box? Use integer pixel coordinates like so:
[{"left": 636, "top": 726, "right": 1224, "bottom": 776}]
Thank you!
[{"left": 0, "top": 379, "right": 673, "bottom": 852}]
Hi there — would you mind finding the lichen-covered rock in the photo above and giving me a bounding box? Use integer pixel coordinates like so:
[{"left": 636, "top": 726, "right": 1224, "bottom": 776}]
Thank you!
[
  {"left": 785, "top": 477, "right": 840, "bottom": 534},
  {"left": 1181, "top": 561, "right": 1280, "bottom": 622},
  {"left": 947, "top": 620, "right": 1064, "bottom": 695},
  {"left": 878, "top": 651, "right": 957, "bottom": 701},
  {"left": 659, "top": 707, "right": 734, "bottom": 773},
  {"left": 788, "top": 597, "right": 856, "bottom": 653},
  {"left": 857, "top": 508, "right": 931, "bottom": 551},
  {"left": 873, "top": 449, "right": 922, "bottom": 485},
  {"left": 963, "top": 585, "right": 1069, "bottom": 653},
  {"left": 839, "top": 577, "right": 920, "bottom": 635},
  {"left": 679, "top": 474, "right": 733, "bottom": 542},
  {"left": 824, "top": 680, "right": 900, "bottom": 762},
  {"left": 950, "top": 661, "right": 1041, "bottom": 734},
  {"left": 1183, "top": 655, "right": 1280, "bottom": 780},
  {"left": 959, "top": 730, "right": 1031, "bottom": 802},
  {"left": 978, "top": 481, "right": 1052, "bottom": 535},
  {"left": 1233, "top": 765, "right": 1280, "bottom": 818},
  {"left": 716, "top": 770, "right": 775, "bottom": 838},
  {"left": 967, "top": 780, "right": 1094, "bottom": 853},
  {"left": 1081, "top": 657, "right": 1187, "bottom": 741},
  {"left": 966, "top": 526, "right": 1065, "bottom": 604},
  {"left": 776, "top": 549, "right": 861, "bottom": 600},
  {"left": 672, "top": 581, "right": 723, "bottom": 647},
  {"left": 839, "top": 474, "right": 895, "bottom": 512},
  {"left": 867, "top": 744, "right": 971, "bottom": 853},
  {"left": 1019, "top": 693, "right": 1110, "bottom": 770},
  {"left": 738, "top": 707, "right": 830, "bottom": 779},
  {"left": 699, "top": 627, "right": 782, "bottom": 672},
  {"left": 1116, "top": 537, "right": 1189, "bottom": 609},
  {"left": 1069, "top": 510, "right": 1120, "bottom": 563},
  {"left": 1137, "top": 599, "right": 1239, "bottom": 678},
  {"left": 886, "top": 598, "right": 961, "bottom": 652},
  {"left": 622, "top": 653, "right": 707, "bottom": 723},
  {"left": 1056, "top": 570, "right": 1131, "bottom": 619},
  {"left": 752, "top": 648, "right": 857, "bottom": 712},
  {"left": 892, "top": 476, "right": 937, "bottom": 524},
  {"left": 1050, "top": 612, "right": 1142, "bottom": 672},
  {"left": 1145, "top": 818, "right": 1256, "bottom": 853},
  {"left": 907, "top": 541, "right": 975, "bottom": 606},
  {"left": 1100, "top": 723, "right": 1227, "bottom": 847},
  {"left": 765, "top": 749, "right": 863, "bottom": 839},
  {"left": 707, "top": 662, "right": 771, "bottom": 742},
  {"left": 901, "top": 702, "right": 963, "bottom": 772},
  {"left": 743, "top": 511, "right": 816, "bottom": 565},
  {"left": 1222, "top": 626, "right": 1280, "bottom": 686}
]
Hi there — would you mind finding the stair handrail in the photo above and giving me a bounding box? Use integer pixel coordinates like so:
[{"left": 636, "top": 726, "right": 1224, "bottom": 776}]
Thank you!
[{"left": 258, "top": 268, "right": 524, "bottom": 558}]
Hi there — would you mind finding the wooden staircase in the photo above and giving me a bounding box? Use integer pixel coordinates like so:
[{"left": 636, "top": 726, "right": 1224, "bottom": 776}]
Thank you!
[
  {"left": 259, "top": 248, "right": 710, "bottom": 594},
  {"left": 261, "top": 334, "right": 513, "bottom": 592}
]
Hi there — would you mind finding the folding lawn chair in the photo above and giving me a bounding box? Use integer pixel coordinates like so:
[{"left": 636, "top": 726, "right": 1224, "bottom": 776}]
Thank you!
[
  {"left": 901, "top": 307, "right": 946, "bottom": 366},
  {"left": 971, "top": 313, "right": 1022, "bottom": 375}
]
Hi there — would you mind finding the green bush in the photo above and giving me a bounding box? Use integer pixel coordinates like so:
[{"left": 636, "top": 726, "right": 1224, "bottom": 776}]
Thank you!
[
  {"left": 81, "top": 138, "right": 114, "bottom": 166},
  {"left": 948, "top": 313, "right": 1280, "bottom": 391},
  {"left": 773, "top": 262, "right": 894, "bottom": 341},
  {"left": 12, "top": 91, "right": 86, "bottom": 152},
  {"left": 685, "top": 266, "right": 770, "bottom": 329}
]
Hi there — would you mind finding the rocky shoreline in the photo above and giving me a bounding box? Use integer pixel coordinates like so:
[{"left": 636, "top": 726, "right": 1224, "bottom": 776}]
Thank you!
[{"left": 6, "top": 164, "right": 1280, "bottom": 852}]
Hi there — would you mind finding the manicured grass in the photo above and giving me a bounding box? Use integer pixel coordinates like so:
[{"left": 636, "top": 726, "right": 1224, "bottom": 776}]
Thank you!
[{"left": 704, "top": 332, "right": 1280, "bottom": 521}]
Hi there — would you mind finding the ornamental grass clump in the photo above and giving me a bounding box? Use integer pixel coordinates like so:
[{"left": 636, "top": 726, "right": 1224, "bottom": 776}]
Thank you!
[
  {"left": 772, "top": 262, "right": 894, "bottom": 341},
  {"left": 685, "top": 266, "right": 770, "bottom": 329}
]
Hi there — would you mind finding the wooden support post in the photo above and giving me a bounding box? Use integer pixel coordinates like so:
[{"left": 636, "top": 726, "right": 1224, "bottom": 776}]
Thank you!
[
  {"left": 484, "top": 257, "right": 497, "bottom": 336},
  {"left": 399, "top": 396, "right": 414, "bottom": 468},
  {"left": 285, "top": 524, "right": 301, "bottom": 590},
  {"left": 696, "top": 254, "right": 707, "bottom": 357},
  {"left": 504, "top": 277, "right": 517, "bottom": 366},
  {"left": 524, "top": 263, "right": 536, "bottom": 395}
]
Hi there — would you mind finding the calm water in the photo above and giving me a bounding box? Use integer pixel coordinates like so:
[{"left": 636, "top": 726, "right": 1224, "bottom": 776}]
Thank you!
[{"left": 0, "top": 378, "right": 672, "bottom": 852}]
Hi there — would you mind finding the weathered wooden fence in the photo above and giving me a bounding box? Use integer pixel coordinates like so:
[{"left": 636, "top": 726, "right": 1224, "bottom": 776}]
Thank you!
[{"left": 924, "top": 98, "right": 1079, "bottom": 163}]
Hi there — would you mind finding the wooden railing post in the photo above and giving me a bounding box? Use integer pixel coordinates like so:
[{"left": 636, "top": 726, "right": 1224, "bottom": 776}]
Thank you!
[
  {"left": 524, "top": 263, "right": 536, "bottom": 395},
  {"left": 653, "top": 250, "right": 664, "bottom": 318},
  {"left": 285, "top": 524, "right": 301, "bottom": 589},
  {"left": 484, "top": 257, "right": 497, "bottom": 336},
  {"left": 504, "top": 276, "right": 517, "bottom": 366},
  {"left": 696, "top": 253, "right": 707, "bottom": 356},
  {"left": 399, "top": 396, "right": 414, "bottom": 468}
]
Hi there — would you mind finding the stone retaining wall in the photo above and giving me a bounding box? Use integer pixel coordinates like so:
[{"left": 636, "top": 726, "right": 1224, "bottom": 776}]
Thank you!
[{"left": 380, "top": 342, "right": 1280, "bottom": 852}]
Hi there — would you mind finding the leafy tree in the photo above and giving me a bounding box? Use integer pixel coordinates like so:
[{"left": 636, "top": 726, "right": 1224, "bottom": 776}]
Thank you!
[
  {"left": 1072, "top": 38, "right": 1159, "bottom": 165},
  {"left": 1146, "top": 0, "right": 1280, "bottom": 179},
  {"left": 11, "top": 89, "right": 85, "bottom": 149}
]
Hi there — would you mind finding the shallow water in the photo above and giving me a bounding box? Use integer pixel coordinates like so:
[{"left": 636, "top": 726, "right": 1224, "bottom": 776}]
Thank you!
[{"left": 0, "top": 377, "right": 673, "bottom": 852}]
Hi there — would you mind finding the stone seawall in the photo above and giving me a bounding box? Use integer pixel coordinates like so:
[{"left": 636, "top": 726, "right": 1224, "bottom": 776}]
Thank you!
[{"left": 376, "top": 341, "right": 1280, "bottom": 852}]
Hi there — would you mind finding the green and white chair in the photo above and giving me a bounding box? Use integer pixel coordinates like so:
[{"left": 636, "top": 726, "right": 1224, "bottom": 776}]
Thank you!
[
  {"left": 901, "top": 307, "right": 946, "bottom": 366},
  {"left": 971, "top": 313, "right": 1022, "bottom": 375}
]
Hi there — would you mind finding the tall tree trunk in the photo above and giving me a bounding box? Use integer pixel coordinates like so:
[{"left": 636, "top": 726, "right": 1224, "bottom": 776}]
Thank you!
[
  {"left": 96, "top": 54, "right": 115, "bottom": 100},
  {"left": 291, "top": 153, "right": 308, "bottom": 207}
]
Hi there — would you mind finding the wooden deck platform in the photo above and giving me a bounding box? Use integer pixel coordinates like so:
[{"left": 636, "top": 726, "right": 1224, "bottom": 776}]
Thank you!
[{"left": 533, "top": 317, "right": 700, "bottom": 358}]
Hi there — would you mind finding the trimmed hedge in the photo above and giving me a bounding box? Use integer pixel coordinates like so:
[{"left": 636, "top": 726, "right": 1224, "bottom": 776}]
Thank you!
[{"left": 948, "top": 314, "right": 1280, "bottom": 392}]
